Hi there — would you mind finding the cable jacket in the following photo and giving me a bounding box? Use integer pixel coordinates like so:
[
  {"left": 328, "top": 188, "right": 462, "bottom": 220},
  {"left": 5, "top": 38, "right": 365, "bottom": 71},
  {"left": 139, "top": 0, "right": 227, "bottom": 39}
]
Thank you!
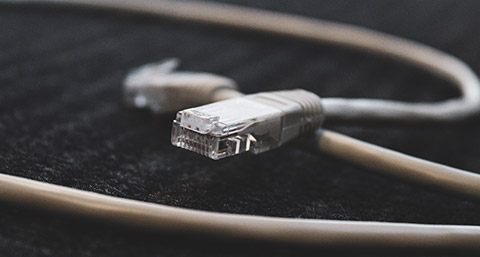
[
  {"left": 8, "top": 0, "right": 480, "bottom": 122},
  {"left": 316, "top": 130, "right": 480, "bottom": 200},
  {"left": 1, "top": 173, "right": 480, "bottom": 251}
]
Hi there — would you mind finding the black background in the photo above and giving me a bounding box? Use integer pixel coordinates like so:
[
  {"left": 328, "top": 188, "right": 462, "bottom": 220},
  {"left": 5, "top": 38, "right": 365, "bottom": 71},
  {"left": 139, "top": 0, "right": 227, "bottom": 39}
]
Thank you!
[{"left": 1, "top": 0, "right": 480, "bottom": 256}]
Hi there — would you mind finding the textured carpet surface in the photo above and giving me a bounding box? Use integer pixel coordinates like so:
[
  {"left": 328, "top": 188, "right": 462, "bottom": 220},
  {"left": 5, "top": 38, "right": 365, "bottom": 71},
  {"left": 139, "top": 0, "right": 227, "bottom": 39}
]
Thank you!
[{"left": 1, "top": 0, "right": 480, "bottom": 256}]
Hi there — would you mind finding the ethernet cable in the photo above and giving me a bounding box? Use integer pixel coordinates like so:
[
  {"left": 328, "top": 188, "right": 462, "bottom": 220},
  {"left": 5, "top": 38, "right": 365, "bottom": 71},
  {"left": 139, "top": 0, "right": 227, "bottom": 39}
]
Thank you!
[
  {"left": 166, "top": 88, "right": 480, "bottom": 200},
  {"left": 2, "top": 0, "right": 480, "bottom": 252},
  {"left": 126, "top": 59, "right": 480, "bottom": 200}
]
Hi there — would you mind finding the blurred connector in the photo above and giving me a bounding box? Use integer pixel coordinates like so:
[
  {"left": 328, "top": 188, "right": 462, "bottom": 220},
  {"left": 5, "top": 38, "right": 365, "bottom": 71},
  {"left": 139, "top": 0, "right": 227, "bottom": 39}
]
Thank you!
[
  {"left": 171, "top": 89, "right": 324, "bottom": 159},
  {"left": 124, "top": 58, "right": 239, "bottom": 114}
]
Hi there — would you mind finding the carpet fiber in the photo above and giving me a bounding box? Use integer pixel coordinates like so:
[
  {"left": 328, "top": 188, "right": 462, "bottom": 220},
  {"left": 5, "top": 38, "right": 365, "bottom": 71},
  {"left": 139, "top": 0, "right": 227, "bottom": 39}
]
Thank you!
[{"left": 1, "top": 0, "right": 480, "bottom": 256}]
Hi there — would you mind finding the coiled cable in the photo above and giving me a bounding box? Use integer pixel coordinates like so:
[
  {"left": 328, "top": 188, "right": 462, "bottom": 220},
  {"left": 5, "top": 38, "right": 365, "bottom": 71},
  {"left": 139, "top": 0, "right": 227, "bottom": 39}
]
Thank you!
[{"left": 2, "top": 0, "right": 480, "bottom": 252}]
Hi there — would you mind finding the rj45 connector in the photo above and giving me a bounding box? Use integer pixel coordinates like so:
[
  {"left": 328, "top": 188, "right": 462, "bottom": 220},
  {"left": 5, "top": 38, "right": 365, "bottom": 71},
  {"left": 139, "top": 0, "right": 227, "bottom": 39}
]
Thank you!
[{"left": 171, "top": 89, "right": 324, "bottom": 159}]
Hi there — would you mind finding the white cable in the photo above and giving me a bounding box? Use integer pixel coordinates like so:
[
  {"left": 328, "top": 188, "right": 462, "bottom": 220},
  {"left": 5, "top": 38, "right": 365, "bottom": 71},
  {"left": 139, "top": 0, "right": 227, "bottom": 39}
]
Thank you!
[
  {"left": 2, "top": 0, "right": 480, "bottom": 252},
  {"left": 8, "top": 0, "right": 480, "bottom": 122},
  {"left": 316, "top": 130, "right": 480, "bottom": 200},
  {"left": 1, "top": 173, "right": 480, "bottom": 250}
]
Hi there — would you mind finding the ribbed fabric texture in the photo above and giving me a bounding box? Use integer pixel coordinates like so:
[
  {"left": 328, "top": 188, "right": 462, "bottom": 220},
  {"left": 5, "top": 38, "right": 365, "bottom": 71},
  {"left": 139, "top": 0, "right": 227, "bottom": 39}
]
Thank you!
[{"left": 1, "top": 0, "right": 480, "bottom": 256}]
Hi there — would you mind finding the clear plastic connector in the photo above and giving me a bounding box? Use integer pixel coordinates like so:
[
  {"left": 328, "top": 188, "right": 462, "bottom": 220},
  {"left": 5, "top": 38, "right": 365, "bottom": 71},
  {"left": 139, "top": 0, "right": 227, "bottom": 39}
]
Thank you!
[{"left": 171, "top": 89, "right": 324, "bottom": 160}]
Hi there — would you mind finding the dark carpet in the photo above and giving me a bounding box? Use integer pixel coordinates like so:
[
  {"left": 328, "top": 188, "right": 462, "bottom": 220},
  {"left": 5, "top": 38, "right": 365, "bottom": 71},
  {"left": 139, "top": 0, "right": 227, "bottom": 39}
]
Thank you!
[{"left": 1, "top": 0, "right": 480, "bottom": 256}]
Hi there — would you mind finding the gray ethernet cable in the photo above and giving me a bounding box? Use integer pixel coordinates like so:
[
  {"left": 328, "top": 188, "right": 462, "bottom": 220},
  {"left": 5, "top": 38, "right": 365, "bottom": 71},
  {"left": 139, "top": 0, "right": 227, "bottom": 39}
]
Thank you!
[{"left": 3, "top": 0, "right": 480, "bottom": 252}]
